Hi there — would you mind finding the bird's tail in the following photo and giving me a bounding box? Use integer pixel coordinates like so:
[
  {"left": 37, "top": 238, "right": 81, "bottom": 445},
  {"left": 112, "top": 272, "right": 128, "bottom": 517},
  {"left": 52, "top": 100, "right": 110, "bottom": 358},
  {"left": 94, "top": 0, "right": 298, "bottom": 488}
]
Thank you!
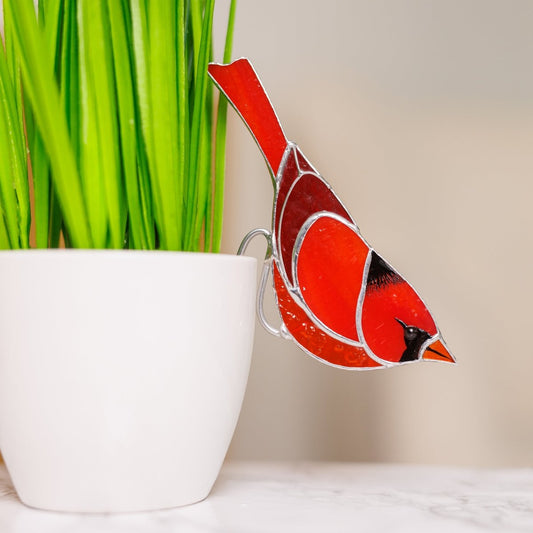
[{"left": 208, "top": 58, "right": 288, "bottom": 177}]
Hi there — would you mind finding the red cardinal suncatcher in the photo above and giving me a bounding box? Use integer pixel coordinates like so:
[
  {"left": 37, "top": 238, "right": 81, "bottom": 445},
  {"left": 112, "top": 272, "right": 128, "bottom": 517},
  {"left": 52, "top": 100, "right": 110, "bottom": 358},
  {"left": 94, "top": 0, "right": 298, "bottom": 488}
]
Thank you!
[{"left": 208, "top": 59, "right": 455, "bottom": 370}]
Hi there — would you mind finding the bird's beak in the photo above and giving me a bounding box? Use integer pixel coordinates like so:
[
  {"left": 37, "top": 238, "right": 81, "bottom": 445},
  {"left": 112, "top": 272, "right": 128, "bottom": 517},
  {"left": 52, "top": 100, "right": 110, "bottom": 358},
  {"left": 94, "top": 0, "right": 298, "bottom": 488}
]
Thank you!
[{"left": 422, "top": 338, "right": 455, "bottom": 363}]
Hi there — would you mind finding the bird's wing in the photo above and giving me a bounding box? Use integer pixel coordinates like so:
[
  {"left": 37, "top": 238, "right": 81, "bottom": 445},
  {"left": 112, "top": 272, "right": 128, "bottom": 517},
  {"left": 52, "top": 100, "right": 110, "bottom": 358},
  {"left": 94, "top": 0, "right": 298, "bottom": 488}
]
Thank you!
[
  {"left": 275, "top": 153, "right": 353, "bottom": 287},
  {"left": 292, "top": 212, "right": 370, "bottom": 344},
  {"left": 272, "top": 262, "right": 382, "bottom": 369}
]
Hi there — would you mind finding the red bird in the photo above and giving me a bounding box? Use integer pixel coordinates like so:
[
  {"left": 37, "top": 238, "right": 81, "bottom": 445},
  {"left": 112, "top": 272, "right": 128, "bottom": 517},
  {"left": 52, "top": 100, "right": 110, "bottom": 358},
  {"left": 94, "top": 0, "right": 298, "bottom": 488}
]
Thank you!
[{"left": 208, "top": 59, "right": 454, "bottom": 370}]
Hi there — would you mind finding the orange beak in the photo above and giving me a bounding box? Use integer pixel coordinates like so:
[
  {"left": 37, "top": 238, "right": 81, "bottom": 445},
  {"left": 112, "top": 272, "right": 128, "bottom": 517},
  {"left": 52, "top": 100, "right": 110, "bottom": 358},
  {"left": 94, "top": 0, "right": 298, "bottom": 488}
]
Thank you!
[{"left": 422, "top": 338, "right": 455, "bottom": 363}]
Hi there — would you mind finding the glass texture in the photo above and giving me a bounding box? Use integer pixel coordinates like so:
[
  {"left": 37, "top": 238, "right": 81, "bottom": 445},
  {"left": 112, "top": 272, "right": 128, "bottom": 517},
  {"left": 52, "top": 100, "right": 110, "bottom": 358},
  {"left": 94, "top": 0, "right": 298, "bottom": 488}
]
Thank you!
[
  {"left": 273, "top": 265, "right": 380, "bottom": 368},
  {"left": 296, "top": 215, "right": 367, "bottom": 341},
  {"left": 274, "top": 149, "right": 300, "bottom": 238},
  {"left": 361, "top": 253, "right": 437, "bottom": 363},
  {"left": 278, "top": 173, "right": 351, "bottom": 285},
  {"left": 208, "top": 60, "right": 287, "bottom": 174},
  {"left": 294, "top": 147, "right": 315, "bottom": 174}
]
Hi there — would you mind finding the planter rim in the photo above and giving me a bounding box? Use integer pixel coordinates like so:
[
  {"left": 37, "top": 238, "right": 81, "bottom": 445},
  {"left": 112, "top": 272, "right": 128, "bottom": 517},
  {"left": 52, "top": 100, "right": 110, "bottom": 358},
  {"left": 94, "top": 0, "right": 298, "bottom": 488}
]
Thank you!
[{"left": 0, "top": 249, "right": 255, "bottom": 264}]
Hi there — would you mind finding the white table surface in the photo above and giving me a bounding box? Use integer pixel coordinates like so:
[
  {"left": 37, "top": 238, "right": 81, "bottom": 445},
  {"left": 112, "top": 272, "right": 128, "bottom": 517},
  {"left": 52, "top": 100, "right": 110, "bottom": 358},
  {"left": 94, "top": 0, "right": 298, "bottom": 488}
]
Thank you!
[{"left": 0, "top": 461, "right": 532, "bottom": 532}]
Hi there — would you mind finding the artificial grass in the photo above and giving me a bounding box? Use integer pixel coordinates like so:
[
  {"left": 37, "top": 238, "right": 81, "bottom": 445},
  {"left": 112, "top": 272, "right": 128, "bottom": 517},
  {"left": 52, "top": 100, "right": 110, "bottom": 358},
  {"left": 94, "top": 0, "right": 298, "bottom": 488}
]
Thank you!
[{"left": 0, "top": 0, "right": 236, "bottom": 251}]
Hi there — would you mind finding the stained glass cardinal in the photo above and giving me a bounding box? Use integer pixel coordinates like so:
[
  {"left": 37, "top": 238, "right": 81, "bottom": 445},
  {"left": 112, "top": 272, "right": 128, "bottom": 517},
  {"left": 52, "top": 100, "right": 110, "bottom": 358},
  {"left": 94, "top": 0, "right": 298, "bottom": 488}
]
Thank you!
[{"left": 208, "top": 58, "right": 455, "bottom": 370}]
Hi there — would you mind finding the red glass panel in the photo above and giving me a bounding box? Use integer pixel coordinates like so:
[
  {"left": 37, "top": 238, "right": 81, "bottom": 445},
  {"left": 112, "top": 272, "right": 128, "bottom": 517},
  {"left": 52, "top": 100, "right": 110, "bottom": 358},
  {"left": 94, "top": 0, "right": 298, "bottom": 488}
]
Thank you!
[
  {"left": 295, "top": 147, "right": 315, "bottom": 174},
  {"left": 361, "top": 265, "right": 437, "bottom": 363},
  {"left": 296, "top": 216, "right": 369, "bottom": 341},
  {"left": 273, "top": 264, "right": 381, "bottom": 368},
  {"left": 274, "top": 148, "right": 300, "bottom": 240},
  {"left": 208, "top": 59, "right": 287, "bottom": 175},
  {"left": 278, "top": 173, "right": 352, "bottom": 284}
]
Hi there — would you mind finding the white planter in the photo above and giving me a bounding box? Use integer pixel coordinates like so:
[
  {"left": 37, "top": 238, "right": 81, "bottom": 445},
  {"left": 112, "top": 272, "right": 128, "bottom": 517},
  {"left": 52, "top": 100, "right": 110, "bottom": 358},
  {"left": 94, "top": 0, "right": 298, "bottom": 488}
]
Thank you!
[{"left": 0, "top": 250, "right": 256, "bottom": 513}]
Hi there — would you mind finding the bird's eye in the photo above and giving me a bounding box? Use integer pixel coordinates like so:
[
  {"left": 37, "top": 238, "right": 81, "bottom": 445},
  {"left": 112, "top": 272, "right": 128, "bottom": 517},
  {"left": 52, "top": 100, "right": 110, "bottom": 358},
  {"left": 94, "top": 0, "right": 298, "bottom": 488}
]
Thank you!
[{"left": 405, "top": 327, "right": 418, "bottom": 341}]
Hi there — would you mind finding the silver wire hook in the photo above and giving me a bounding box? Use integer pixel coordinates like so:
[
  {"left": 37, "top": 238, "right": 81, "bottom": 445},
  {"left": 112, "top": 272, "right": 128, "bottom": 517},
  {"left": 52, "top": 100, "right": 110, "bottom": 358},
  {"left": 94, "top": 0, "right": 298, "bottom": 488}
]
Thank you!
[
  {"left": 237, "top": 228, "right": 272, "bottom": 257},
  {"left": 237, "top": 228, "right": 282, "bottom": 337}
]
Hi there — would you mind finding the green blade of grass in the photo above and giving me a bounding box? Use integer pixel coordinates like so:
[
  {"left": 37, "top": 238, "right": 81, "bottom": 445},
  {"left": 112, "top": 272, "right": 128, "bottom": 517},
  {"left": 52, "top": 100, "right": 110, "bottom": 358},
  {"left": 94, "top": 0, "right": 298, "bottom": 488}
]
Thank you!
[
  {"left": 1, "top": 7, "right": 31, "bottom": 248},
  {"left": 176, "top": 0, "right": 189, "bottom": 247},
  {"left": 0, "top": 41, "right": 13, "bottom": 253},
  {"left": 130, "top": 0, "right": 151, "bottom": 153},
  {"left": 5, "top": 0, "right": 92, "bottom": 248},
  {"left": 77, "top": 0, "right": 108, "bottom": 248},
  {"left": 42, "top": 0, "right": 63, "bottom": 68},
  {"left": 0, "top": 62, "right": 29, "bottom": 248},
  {"left": 109, "top": 0, "right": 153, "bottom": 250},
  {"left": 48, "top": 190, "right": 62, "bottom": 247},
  {"left": 97, "top": 2, "right": 125, "bottom": 249},
  {"left": 0, "top": 205, "right": 11, "bottom": 249},
  {"left": 0, "top": 49, "right": 21, "bottom": 248},
  {"left": 2, "top": 1, "right": 25, "bottom": 154},
  {"left": 186, "top": 0, "right": 215, "bottom": 251},
  {"left": 202, "top": 85, "right": 213, "bottom": 252},
  {"left": 30, "top": 0, "right": 64, "bottom": 248},
  {"left": 129, "top": 0, "right": 155, "bottom": 248},
  {"left": 184, "top": 0, "right": 202, "bottom": 243},
  {"left": 53, "top": 0, "right": 80, "bottom": 246},
  {"left": 135, "top": 137, "right": 154, "bottom": 248},
  {"left": 212, "top": 0, "right": 237, "bottom": 252},
  {"left": 146, "top": 0, "right": 181, "bottom": 250},
  {"left": 197, "top": 37, "right": 214, "bottom": 252},
  {"left": 61, "top": 0, "right": 80, "bottom": 162},
  {"left": 30, "top": 129, "right": 51, "bottom": 248},
  {"left": 79, "top": 0, "right": 124, "bottom": 249},
  {"left": 0, "top": 101, "right": 12, "bottom": 250},
  {"left": 189, "top": 0, "right": 202, "bottom": 75},
  {"left": 196, "top": 53, "right": 213, "bottom": 251},
  {"left": 26, "top": 0, "right": 50, "bottom": 248},
  {"left": 203, "top": 135, "right": 213, "bottom": 247}
]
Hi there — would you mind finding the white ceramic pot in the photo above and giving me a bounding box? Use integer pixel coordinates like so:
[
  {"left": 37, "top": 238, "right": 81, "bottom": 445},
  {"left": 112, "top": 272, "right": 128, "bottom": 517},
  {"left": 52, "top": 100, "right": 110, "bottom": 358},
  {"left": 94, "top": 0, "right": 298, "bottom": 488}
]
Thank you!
[{"left": 0, "top": 250, "right": 256, "bottom": 513}]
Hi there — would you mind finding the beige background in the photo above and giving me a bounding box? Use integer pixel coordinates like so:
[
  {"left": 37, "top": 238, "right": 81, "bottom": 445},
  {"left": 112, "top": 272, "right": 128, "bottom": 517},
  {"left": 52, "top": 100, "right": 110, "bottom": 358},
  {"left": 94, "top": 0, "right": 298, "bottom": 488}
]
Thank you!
[
  {"left": 2, "top": 1, "right": 532, "bottom": 468},
  {"left": 215, "top": 0, "right": 533, "bottom": 467}
]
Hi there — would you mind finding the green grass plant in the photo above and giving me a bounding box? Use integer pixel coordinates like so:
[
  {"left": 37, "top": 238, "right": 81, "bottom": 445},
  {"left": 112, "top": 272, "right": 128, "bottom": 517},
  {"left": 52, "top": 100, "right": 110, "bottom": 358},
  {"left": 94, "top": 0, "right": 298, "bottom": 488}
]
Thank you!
[{"left": 0, "top": 0, "right": 236, "bottom": 251}]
